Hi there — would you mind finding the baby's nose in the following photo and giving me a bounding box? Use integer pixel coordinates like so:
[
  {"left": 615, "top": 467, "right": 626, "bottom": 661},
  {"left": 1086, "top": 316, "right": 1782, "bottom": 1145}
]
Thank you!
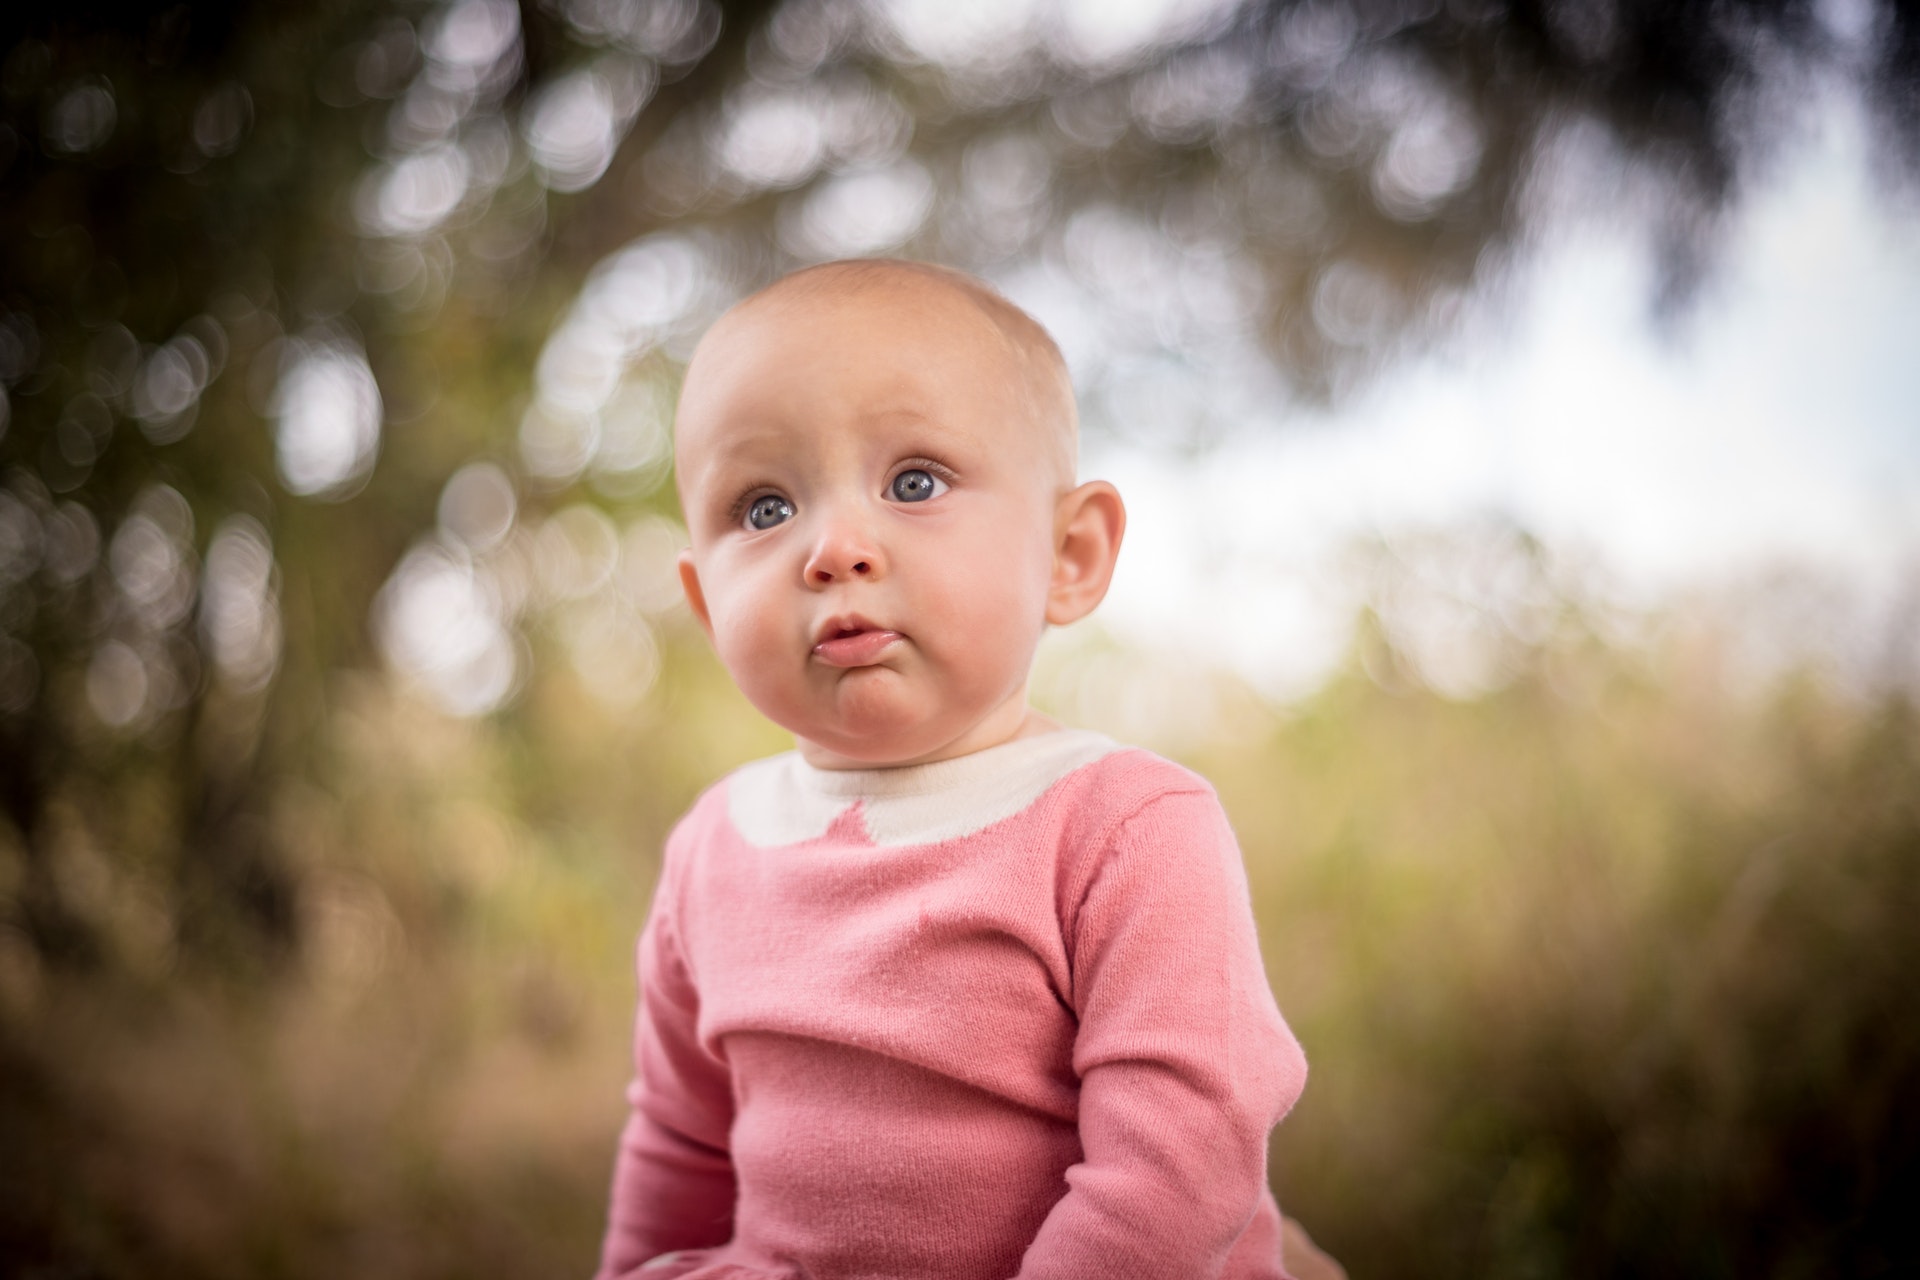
[
  {"left": 803, "top": 521, "right": 883, "bottom": 584},
  {"left": 811, "top": 559, "right": 871, "bottom": 583}
]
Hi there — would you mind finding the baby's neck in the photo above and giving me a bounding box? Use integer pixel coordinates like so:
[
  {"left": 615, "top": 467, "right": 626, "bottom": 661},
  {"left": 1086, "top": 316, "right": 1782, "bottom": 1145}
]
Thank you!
[{"left": 797, "top": 704, "right": 1061, "bottom": 771}]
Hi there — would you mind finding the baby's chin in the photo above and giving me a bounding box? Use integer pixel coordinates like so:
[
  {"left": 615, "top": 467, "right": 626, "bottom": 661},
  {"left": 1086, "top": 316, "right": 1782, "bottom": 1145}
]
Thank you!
[{"left": 785, "top": 677, "right": 1000, "bottom": 769}]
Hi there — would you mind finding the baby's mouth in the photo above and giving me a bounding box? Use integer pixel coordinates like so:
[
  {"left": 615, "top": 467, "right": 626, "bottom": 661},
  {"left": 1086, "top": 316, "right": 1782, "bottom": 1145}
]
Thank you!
[{"left": 811, "top": 623, "right": 903, "bottom": 668}]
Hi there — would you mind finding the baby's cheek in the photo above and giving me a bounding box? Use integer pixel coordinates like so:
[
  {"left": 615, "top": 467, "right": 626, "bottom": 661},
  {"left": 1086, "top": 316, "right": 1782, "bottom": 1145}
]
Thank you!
[
  {"left": 928, "top": 579, "right": 1046, "bottom": 679},
  {"left": 955, "top": 554, "right": 1050, "bottom": 628},
  {"left": 711, "top": 613, "right": 786, "bottom": 691},
  {"left": 726, "top": 657, "right": 810, "bottom": 733}
]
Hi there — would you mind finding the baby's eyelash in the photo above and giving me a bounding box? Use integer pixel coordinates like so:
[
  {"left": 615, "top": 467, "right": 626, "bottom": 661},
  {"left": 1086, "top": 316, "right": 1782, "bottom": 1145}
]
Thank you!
[{"left": 896, "top": 457, "right": 958, "bottom": 484}]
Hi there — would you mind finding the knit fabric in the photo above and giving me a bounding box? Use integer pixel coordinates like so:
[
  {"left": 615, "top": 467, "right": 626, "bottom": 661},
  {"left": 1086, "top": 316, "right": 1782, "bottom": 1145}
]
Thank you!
[{"left": 596, "top": 730, "right": 1308, "bottom": 1280}]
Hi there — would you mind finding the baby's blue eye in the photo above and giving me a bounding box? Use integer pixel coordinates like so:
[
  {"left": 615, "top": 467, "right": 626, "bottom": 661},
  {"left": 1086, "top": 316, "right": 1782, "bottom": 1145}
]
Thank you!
[
  {"left": 889, "top": 469, "right": 946, "bottom": 503},
  {"left": 745, "top": 494, "right": 794, "bottom": 530}
]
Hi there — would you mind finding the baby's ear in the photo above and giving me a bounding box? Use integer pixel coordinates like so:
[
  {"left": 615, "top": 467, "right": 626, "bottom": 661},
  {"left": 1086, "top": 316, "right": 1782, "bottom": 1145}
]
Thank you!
[
  {"left": 1046, "top": 481, "right": 1126, "bottom": 626},
  {"left": 678, "top": 549, "right": 715, "bottom": 639}
]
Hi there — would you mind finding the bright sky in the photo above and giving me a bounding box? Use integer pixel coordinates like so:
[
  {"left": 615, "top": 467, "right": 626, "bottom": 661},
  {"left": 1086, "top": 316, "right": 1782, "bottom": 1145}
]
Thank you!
[{"left": 1077, "top": 86, "right": 1920, "bottom": 702}]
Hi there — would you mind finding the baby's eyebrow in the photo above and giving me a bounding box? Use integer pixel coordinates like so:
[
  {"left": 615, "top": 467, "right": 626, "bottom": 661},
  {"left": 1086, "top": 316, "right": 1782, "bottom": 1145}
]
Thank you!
[{"left": 690, "top": 430, "right": 799, "bottom": 476}]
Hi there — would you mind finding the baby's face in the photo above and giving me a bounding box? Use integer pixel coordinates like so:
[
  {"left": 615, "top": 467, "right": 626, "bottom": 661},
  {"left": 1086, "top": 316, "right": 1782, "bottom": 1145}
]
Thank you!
[{"left": 674, "top": 279, "right": 1069, "bottom": 768}]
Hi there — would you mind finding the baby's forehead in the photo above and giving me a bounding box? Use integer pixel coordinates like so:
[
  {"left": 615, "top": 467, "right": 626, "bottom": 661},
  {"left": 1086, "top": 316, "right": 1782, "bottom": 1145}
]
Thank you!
[
  {"left": 676, "top": 262, "right": 1078, "bottom": 481},
  {"left": 743, "top": 268, "right": 1023, "bottom": 355},
  {"left": 684, "top": 282, "right": 1016, "bottom": 411}
]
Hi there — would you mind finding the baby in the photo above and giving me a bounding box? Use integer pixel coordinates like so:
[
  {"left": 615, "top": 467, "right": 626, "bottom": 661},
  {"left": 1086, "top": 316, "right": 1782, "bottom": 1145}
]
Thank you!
[{"left": 596, "top": 259, "right": 1318, "bottom": 1279}]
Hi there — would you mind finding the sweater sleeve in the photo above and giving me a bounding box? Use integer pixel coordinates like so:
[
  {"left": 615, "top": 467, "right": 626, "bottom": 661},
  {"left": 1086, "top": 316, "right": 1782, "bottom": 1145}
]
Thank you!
[
  {"left": 1015, "top": 786, "right": 1308, "bottom": 1280},
  {"left": 595, "top": 835, "right": 738, "bottom": 1280}
]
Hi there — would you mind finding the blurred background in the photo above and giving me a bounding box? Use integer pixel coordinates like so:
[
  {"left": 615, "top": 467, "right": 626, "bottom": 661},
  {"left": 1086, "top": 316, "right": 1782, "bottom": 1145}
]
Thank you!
[{"left": 2, "top": 0, "right": 1917, "bottom": 1275}]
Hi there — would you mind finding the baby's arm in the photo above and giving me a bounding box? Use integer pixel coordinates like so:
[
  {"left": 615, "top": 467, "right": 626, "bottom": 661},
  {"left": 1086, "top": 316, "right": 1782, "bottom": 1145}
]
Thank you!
[
  {"left": 595, "top": 858, "right": 737, "bottom": 1280},
  {"left": 1018, "top": 786, "right": 1309, "bottom": 1278}
]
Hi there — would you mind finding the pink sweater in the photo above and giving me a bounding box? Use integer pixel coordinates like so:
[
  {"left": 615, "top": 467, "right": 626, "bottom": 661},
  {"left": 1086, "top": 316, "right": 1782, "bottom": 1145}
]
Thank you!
[{"left": 597, "top": 730, "right": 1308, "bottom": 1280}]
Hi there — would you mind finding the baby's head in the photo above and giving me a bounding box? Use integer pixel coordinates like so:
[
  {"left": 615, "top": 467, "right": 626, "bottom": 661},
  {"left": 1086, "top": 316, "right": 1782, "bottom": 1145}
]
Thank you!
[{"left": 673, "top": 259, "right": 1125, "bottom": 769}]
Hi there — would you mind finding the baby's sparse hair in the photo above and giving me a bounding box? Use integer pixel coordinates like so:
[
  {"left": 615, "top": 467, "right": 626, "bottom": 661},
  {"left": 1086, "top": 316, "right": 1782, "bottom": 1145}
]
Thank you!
[{"left": 717, "top": 259, "right": 1080, "bottom": 486}]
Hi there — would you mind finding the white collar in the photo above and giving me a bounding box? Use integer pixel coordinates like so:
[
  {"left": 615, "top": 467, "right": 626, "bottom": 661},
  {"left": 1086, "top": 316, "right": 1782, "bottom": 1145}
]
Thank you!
[{"left": 724, "top": 729, "right": 1122, "bottom": 848}]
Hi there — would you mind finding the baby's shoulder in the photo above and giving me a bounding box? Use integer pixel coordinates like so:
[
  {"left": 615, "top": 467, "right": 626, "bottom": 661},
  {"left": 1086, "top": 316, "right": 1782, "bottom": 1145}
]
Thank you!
[
  {"left": 1048, "top": 742, "right": 1219, "bottom": 835},
  {"left": 657, "top": 771, "right": 739, "bottom": 864}
]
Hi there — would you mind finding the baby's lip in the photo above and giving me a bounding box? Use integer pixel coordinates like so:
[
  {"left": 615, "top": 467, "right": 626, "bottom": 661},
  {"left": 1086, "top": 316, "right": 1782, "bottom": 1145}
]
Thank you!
[{"left": 811, "top": 616, "right": 903, "bottom": 668}]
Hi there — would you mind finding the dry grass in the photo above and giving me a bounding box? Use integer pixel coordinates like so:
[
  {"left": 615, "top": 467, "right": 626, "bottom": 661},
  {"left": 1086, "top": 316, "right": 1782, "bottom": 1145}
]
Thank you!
[{"left": 3, "top": 624, "right": 1916, "bottom": 1278}]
